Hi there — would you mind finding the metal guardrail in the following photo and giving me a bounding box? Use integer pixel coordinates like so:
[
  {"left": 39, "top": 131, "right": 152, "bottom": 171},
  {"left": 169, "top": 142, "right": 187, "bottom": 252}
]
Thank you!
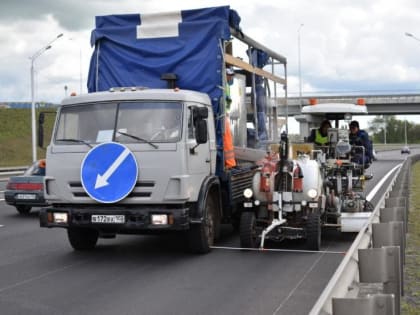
[
  {"left": 309, "top": 155, "right": 415, "bottom": 315},
  {"left": 0, "top": 166, "right": 27, "bottom": 181}
]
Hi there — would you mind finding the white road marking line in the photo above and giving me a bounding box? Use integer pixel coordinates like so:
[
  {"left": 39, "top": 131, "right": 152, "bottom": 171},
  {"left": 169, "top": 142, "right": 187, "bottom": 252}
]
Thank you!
[
  {"left": 0, "top": 261, "right": 87, "bottom": 293},
  {"left": 273, "top": 244, "right": 331, "bottom": 315},
  {"left": 210, "top": 246, "right": 345, "bottom": 255}
]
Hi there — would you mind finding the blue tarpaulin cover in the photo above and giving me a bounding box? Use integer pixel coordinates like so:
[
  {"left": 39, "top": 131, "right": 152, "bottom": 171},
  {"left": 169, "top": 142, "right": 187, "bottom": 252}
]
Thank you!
[
  {"left": 87, "top": 6, "right": 241, "bottom": 175},
  {"left": 88, "top": 6, "right": 237, "bottom": 104}
]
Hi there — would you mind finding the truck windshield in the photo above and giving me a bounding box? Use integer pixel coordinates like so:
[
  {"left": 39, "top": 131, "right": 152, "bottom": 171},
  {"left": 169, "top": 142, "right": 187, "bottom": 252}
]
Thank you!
[{"left": 55, "top": 101, "right": 183, "bottom": 145}]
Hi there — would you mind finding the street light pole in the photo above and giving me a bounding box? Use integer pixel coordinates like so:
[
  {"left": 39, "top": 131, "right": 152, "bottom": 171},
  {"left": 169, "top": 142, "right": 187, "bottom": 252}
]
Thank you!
[
  {"left": 30, "top": 33, "right": 63, "bottom": 163},
  {"left": 383, "top": 116, "right": 387, "bottom": 145},
  {"left": 79, "top": 47, "right": 83, "bottom": 94},
  {"left": 405, "top": 32, "right": 420, "bottom": 42},
  {"left": 403, "top": 31, "right": 420, "bottom": 146},
  {"left": 298, "top": 24, "right": 304, "bottom": 110}
]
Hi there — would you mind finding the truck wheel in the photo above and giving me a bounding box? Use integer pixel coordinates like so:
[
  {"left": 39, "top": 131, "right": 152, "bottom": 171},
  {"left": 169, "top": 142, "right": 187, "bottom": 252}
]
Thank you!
[
  {"left": 240, "top": 212, "right": 258, "bottom": 248},
  {"left": 188, "top": 195, "right": 216, "bottom": 254},
  {"left": 306, "top": 212, "right": 321, "bottom": 251},
  {"left": 67, "top": 227, "right": 99, "bottom": 251},
  {"left": 16, "top": 205, "right": 31, "bottom": 214},
  {"left": 231, "top": 216, "right": 240, "bottom": 231}
]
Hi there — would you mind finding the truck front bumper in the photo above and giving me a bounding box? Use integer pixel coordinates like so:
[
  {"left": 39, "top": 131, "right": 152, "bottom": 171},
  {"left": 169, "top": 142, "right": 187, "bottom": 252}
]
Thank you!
[{"left": 39, "top": 205, "right": 191, "bottom": 233}]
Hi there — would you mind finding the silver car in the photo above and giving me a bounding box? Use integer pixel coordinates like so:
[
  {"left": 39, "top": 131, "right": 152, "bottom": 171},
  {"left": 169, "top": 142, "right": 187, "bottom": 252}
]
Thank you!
[{"left": 4, "top": 160, "right": 48, "bottom": 214}]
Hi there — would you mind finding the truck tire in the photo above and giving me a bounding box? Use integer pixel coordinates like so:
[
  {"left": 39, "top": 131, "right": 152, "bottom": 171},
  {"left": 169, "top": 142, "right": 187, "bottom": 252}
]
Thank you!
[
  {"left": 306, "top": 212, "right": 321, "bottom": 251},
  {"left": 16, "top": 205, "right": 31, "bottom": 214},
  {"left": 240, "top": 212, "right": 258, "bottom": 248},
  {"left": 67, "top": 227, "right": 99, "bottom": 251},
  {"left": 188, "top": 194, "right": 216, "bottom": 254}
]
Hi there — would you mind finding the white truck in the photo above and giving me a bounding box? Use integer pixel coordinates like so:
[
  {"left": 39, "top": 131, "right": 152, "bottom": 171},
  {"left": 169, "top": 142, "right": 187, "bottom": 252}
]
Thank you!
[{"left": 39, "top": 6, "right": 288, "bottom": 253}]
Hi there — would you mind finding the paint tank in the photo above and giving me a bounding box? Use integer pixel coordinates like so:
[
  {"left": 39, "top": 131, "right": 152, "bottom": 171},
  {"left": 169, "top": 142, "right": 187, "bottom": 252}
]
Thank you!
[{"left": 296, "top": 155, "right": 323, "bottom": 198}]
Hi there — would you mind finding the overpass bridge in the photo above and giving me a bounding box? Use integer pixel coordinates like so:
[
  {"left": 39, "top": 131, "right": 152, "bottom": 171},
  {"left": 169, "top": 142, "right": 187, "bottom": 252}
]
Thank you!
[{"left": 279, "top": 94, "right": 420, "bottom": 116}]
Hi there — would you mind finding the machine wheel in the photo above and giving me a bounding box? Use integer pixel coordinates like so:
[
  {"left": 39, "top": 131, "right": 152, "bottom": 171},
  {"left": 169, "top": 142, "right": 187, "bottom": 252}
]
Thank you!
[
  {"left": 239, "top": 212, "right": 259, "bottom": 249},
  {"left": 306, "top": 212, "right": 321, "bottom": 251},
  {"left": 16, "top": 205, "right": 31, "bottom": 214},
  {"left": 363, "top": 200, "right": 374, "bottom": 212},
  {"left": 67, "top": 227, "right": 99, "bottom": 251},
  {"left": 188, "top": 194, "right": 216, "bottom": 254}
]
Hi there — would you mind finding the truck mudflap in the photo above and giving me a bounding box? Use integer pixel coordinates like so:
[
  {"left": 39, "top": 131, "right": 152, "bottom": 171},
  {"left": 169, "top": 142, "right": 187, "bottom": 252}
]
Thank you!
[{"left": 39, "top": 205, "right": 190, "bottom": 233}]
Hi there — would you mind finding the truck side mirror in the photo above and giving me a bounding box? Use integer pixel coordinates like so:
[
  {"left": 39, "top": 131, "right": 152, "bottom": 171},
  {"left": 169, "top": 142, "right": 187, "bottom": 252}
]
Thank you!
[
  {"left": 189, "top": 106, "right": 208, "bottom": 154},
  {"left": 193, "top": 106, "right": 208, "bottom": 120},
  {"left": 39, "top": 112, "right": 45, "bottom": 124},
  {"left": 38, "top": 126, "right": 44, "bottom": 148},
  {"left": 195, "top": 119, "right": 208, "bottom": 144},
  {"left": 38, "top": 112, "right": 45, "bottom": 148}
]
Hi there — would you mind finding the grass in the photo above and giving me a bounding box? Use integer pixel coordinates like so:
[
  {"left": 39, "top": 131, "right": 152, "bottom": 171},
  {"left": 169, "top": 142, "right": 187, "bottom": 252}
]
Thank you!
[
  {"left": 0, "top": 108, "right": 55, "bottom": 167},
  {"left": 402, "top": 162, "right": 420, "bottom": 314}
]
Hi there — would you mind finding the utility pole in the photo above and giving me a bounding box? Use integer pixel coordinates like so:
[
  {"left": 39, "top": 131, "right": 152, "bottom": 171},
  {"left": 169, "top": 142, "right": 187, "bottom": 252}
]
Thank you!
[{"left": 298, "top": 24, "right": 304, "bottom": 110}]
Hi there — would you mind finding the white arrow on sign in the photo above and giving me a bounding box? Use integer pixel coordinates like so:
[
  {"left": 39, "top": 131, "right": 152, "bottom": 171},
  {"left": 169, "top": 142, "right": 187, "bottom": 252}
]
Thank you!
[{"left": 95, "top": 147, "right": 131, "bottom": 189}]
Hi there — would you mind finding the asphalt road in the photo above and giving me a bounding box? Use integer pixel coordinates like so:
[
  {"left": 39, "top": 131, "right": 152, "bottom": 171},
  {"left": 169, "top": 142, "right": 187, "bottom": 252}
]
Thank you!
[{"left": 0, "top": 151, "right": 409, "bottom": 315}]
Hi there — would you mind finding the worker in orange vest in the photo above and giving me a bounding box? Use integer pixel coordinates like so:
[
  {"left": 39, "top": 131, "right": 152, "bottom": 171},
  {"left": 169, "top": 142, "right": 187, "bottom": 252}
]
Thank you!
[{"left": 224, "top": 68, "right": 236, "bottom": 169}]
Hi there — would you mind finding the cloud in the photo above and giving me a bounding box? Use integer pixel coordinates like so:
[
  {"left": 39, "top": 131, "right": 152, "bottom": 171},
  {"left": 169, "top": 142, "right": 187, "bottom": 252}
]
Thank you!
[{"left": 2, "top": 0, "right": 420, "bottom": 103}]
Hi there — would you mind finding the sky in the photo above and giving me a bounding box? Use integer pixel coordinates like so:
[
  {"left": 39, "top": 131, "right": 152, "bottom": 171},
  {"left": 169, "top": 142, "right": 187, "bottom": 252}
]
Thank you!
[{"left": 2, "top": 0, "right": 420, "bottom": 131}]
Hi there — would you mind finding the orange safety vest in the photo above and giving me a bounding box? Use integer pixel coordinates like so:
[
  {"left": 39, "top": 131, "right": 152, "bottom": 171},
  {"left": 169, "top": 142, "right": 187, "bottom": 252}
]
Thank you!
[{"left": 224, "top": 117, "right": 236, "bottom": 168}]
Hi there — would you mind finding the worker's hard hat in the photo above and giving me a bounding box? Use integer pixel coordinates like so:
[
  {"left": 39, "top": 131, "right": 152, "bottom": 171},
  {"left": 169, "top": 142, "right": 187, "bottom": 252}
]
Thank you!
[
  {"left": 38, "top": 159, "right": 46, "bottom": 168},
  {"left": 226, "top": 68, "right": 234, "bottom": 75}
]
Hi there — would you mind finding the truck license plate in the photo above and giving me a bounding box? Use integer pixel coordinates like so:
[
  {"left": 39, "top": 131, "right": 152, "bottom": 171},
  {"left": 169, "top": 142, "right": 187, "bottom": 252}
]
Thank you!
[
  {"left": 16, "top": 194, "right": 36, "bottom": 200},
  {"left": 308, "top": 202, "right": 318, "bottom": 208},
  {"left": 91, "top": 215, "right": 125, "bottom": 224}
]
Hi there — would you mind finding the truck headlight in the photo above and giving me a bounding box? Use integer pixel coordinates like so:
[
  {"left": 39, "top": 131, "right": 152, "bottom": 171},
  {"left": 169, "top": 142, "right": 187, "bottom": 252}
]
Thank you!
[
  {"left": 151, "top": 214, "right": 168, "bottom": 225},
  {"left": 307, "top": 188, "right": 318, "bottom": 199},
  {"left": 52, "top": 212, "right": 68, "bottom": 224},
  {"left": 243, "top": 188, "right": 253, "bottom": 199}
]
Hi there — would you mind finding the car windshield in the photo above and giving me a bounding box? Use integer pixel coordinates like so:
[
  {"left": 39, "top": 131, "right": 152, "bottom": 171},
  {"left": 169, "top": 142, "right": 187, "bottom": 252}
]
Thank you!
[{"left": 55, "top": 101, "right": 183, "bottom": 144}]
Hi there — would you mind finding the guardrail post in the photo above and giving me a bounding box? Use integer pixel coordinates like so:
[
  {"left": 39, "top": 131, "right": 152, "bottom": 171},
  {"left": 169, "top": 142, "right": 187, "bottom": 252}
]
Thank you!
[
  {"left": 380, "top": 207, "right": 407, "bottom": 235},
  {"left": 372, "top": 222, "right": 405, "bottom": 296},
  {"left": 385, "top": 197, "right": 406, "bottom": 208},
  {"left": 385, "top": 197, "right": 407, "bottom": 225},
  {"left": 389, "top": 187, "right": 408, "bottom": 198},
  {"left": 359, "top": 246, "right": 401, "bottom": 315},
  {"left": 332, "top": 294, "right": 395, "bottom": 315}
]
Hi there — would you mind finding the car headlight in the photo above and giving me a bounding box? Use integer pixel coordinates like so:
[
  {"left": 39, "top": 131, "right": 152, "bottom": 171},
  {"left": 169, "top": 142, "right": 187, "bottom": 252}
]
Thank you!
[
  {"left": 243, "top": 188, "right": 253, "bottom": 199},
  {"left": 307, "top": 188, "right": 318, "bottom": 199}
]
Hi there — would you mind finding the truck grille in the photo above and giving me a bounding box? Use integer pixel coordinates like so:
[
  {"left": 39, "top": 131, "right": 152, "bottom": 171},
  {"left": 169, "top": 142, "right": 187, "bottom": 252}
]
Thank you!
[
  {"left": 68, "top": 181, "right": 155, "bottom": 199},
  {"left": 230, "top": 168, "right": 256, "bottom": 201}
]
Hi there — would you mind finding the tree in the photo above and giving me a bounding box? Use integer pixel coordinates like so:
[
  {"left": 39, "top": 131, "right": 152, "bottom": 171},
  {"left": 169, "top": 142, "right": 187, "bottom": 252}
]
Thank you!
[{"left": 368, "top": 115, "right": 420, "bottom": 144}]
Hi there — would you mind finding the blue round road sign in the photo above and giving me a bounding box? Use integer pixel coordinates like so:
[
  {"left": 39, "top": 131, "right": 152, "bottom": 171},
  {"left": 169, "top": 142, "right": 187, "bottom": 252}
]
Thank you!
[{"left": 81, "top": 142, "right": 138, "bottom": 203}]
